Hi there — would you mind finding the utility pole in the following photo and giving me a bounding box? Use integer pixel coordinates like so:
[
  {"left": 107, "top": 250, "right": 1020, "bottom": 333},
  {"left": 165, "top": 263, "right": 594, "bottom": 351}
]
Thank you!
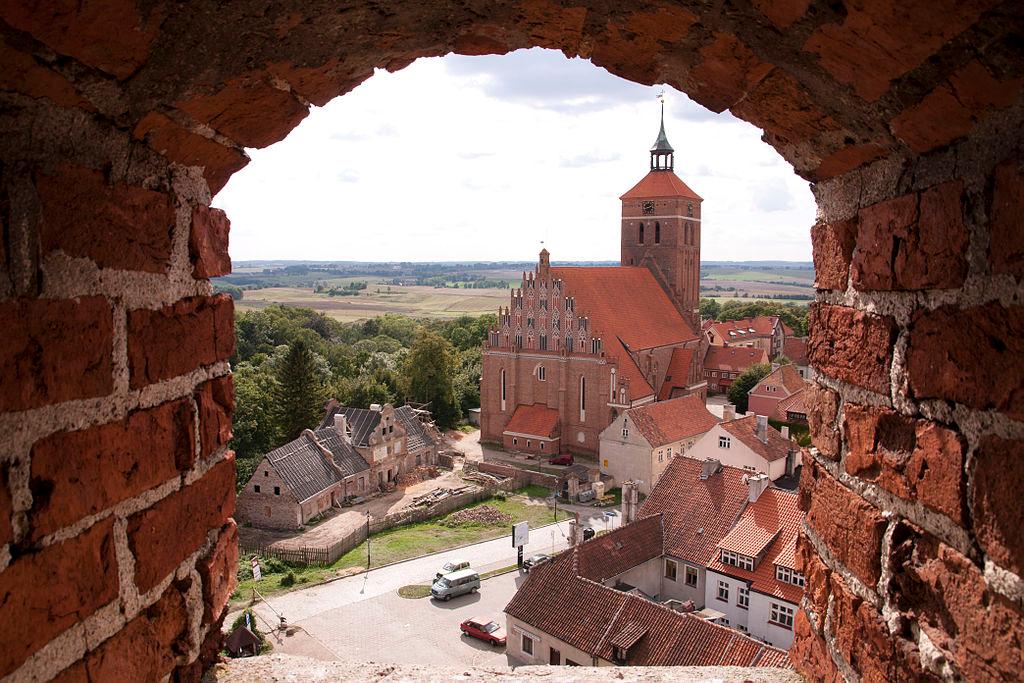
[{"left": 365, "top": 510, "right": 371, "bottom": 572}]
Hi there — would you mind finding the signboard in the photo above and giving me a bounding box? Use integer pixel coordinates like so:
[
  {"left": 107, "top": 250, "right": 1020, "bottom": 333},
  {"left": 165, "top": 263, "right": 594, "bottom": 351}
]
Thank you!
[
  {"left": 512, "top": 521, "right": 529, "bottom": 548},
  {"left": 251, "top": 556, "right": 262, "bottom": 582}
]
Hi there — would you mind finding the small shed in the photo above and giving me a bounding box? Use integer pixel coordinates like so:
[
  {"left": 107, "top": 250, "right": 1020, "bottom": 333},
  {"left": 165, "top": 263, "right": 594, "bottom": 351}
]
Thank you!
[{"left": 225, "top": 625, "right": 262, "bottom": 658}]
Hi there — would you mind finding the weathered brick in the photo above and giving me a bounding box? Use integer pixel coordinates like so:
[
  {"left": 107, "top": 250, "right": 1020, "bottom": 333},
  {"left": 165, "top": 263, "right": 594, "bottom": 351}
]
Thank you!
[
  {"left": 990, "top": 160, "right": 1024, "bottom": 278},
  {"left": 803, "top": 458, "right": 887, "bottom": 587},
  {"left": 805, "top": 383, "right": 841, "bottom": 460},
  {"left": 173, "top": 609, "right": 225, "bottom": 683},
  {"left": 890, "top": 522, "right": 1024, "bottom": 680},
  {"left": 0, "top": 519, "right": 118, "bottom": 678},
  {"left": 683, "top": 34, "right": 773, "bottom": 113},
  {"left": 199, "top": 520, "right": 238, "bottom": 623},
  {"left": 853, "top": 182, "right": 968, "bottom": 291},
  {"left": 797, "top": 531, "right": 831, "bottom": 620},
  {"left": 807, "top": 304, "right": 896, "bottom": 395},
  {"left": 190, "top": 206, "right": 232, "bottom": 279},
  {"left": 752, "top": 0, "right": 810, "bottom": 29},
  {"left": 0, "top": 463, "right": 12, "bottom": 548},
  {"left": 0, "top": 37, "right": 92, "bottom": 110},
  {"left": 906, "top": 303, "right": 1024, "bottom": 420},
  {"left": 814, "top": 143, "right": 888, "bottom": 180},
  {"left": 844, "top": 405, "right": 965, "bottom": 523},
  {"left": 731, "top": 69, "right": 839, "bottom": 148},
  {"left": 127, "top": 453, "right": 236, "bottom": 593},
  {"left": 196, "top": 375, "right": 234, "bottom": 461},
  {"left": 811, "top": 218, "right": 857, "bottom": 290},
  {"left": 971, "top": 435, "right": 1024, "bottom": 576},
  {"left": 28, "top": 399, "right": 194, "bottom": 541},
  {"left": 0, "top": 296, "right": 113, "bottom": 412},
  {"left": 133, "top": 112, "right": 249, "bottom": 195},
  {"left": 82, "top": 584, "right": 189, "bottom": 681},
  {"left": 127, "top": 294, "right": 235, "bottom": 389},
  {"left": 790, "top": 609, "right": 842, "bottom": 683},
  {"left": 37, "top": 164, "right": 175, "bottom": 274}
]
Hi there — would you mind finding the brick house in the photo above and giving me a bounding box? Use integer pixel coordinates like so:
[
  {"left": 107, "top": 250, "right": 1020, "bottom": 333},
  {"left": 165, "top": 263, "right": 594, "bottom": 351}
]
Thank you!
[
  {"left": 480, "top": 114, "right": 707, "bottom": 458},
  {"left": 705, "top": 316, "right": 788, "bottom": 358},
  {"left": 598, "top": 395, "right": 720, "bottom": 494},
  {"left": 703, "top": 346, "right": 769, "bottom": 394},
  {"left": 686, "top": 413, "right": 801, "bottom": 482},
  {"left": 747, "top": 364, "right": 808, "bottom": 420}
]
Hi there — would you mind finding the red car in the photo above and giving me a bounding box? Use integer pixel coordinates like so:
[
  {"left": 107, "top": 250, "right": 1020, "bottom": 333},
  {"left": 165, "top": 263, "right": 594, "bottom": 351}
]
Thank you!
[
  {"left": 548, "top": 454, "right": 574, "bottom": 466},
  {"left": 460, "top": 616, "right": 507, "bottom": 646}
]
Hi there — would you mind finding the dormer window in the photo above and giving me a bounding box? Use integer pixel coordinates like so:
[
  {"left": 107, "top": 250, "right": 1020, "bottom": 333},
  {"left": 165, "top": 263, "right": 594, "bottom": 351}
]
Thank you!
[
  {"left": 776, "top": 565, "right": 806, "bottom": 587},
  {"left": 721, "top": 549, "right": 754, "bottom": 571}
]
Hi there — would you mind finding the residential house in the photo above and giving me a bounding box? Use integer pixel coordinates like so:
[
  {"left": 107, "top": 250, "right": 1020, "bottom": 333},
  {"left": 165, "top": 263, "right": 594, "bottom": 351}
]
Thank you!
[
  {"left": 704, "top": 316, "right": 788, "bottom": 358},
  {"left": 747, "top": 364, "right": 808, "bottom": 422},
  {"left": 704, "top": 486, "right": 803, "bottom": 649},
  {"left": 782, "top": 336, "right": 815, "bottom": 380},
  {"left": 703, "top": 346, "right": 769, "bottom": 394},
  {"left": 598, "top": 395, "right": 720, "bottom": 494},
  {"left": 686, "top": 412, "right": 801, "bottom": 482}
]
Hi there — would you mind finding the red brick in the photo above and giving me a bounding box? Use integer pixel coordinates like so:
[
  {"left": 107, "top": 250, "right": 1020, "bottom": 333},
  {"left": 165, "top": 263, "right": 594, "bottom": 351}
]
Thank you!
[
  {"left": 752, "top": 0, "right": 810, "bottom": 29},
  {"left": 36, "top": 164, "right": 175, "bottom": 274},
  {"left": 844, "top": 405, "right": 965, "bottom": 523},
  {"left": 127, "top": 294, "right": 235, "bottom": 389},
  {"left": 0, "top": 38, "right": 92, "bottom": 110},
  {"left": 990, "top": 160, "right": 1024, "bottom": 278},
  {"left": 199, "top": 521, "right": 238, "bottom": 623},
  {"left": 803, "top": 459, "right": 887, "bottom": 587},
  {"left": 0, "top": 519, "right": 118, "bottom": 678},
  {"left": 0, "top": 0, "right": 159, "bottom": 79},
  {"left": 891, "top": 62, "right": 1021, "bottom": 153},
  {"left": 731, "top": 69, "right": 839, "bottom": 148},
  {"left": 267, "top": 58, "right": 377, "bottom": 107},
  {"left": 814, "top": 143, "right": 888, "bottom": 180},
  {"left": 28, "top": 400, "right": 195, "bottom": 542},
  {"left": 190, "top": 206, "right": 232, "bottom": 279},
  {"left": 853, "top": 182, "right": 968, "bottom": 291},
  {"left": 971, "top": 435, "right": 1024, "bottom": 576},
  {"left": 790, "top": 609, "right": 842, "bottom": 683},
  {"left": 133, "top": 112, "right": 249, "bottom": 196},
  {"left": 683, "top": 34, "right": 774, "bottom": 113},
  {"left": 811, "top": 218, "right": 857, "bottom": 290},
  {"left": 196, "top": 375, "right": 234, "bottom": 461},
  {"left": 127, "top": 453, "right": 236, "bottom": 593},
  {"left": 906, "top": 303, "right": 1024, "bottom": 420},
  {"left": 890, "top": 523, "right": 1024, "bottom": 680},
  {"left": 0, "top": 463, "right": 12, "bottom": 548},
  {"left": 807, "top": 304, "right": 896, "bottom": 395},
  {"left": 82, "top": 585, "right": 189, "bottom": 682},
  {"left": 176, "top": 75, "right": 309, "bottom": 149},
  {"left": 796, "top": 531, "right": 831, "bottom": 620},
  {"left": 805, "top": 383, "right": 841, "bottom": 460},
  {"left": 173, "top": 608, "right": 226, "bottom": 683},
  {"left": 0, "top": 296, "right": 113, "bottom": 412}
]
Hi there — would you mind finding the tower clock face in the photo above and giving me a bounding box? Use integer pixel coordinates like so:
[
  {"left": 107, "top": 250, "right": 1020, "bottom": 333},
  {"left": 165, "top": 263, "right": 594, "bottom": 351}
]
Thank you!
[{"left": 641, "top": 201, "right": 655, "bottom": 215}]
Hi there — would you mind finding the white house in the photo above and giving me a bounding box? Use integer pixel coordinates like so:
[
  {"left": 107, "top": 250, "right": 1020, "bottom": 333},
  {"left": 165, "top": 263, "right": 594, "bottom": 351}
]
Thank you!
[
  {"left": 598, "top": 395, "right": 720, "bottom": 495},
  {"left": 685, "top": 409, "right": 800, "bottom": 481}
]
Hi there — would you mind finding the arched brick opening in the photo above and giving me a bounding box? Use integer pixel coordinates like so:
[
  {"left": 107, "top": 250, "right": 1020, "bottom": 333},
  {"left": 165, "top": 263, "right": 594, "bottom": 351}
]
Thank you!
[{"left": 1, "top": 2, "right": 1022, "bottom": 680}]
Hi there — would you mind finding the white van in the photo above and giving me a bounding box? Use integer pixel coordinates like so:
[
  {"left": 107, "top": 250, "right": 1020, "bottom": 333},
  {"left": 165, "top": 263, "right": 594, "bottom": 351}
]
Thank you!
[
  {"left": 431, "top": 568, "right": 481, "bottom": 601},
  {"left": 435, "top": 559, "right": 471, "bottom": 580}
]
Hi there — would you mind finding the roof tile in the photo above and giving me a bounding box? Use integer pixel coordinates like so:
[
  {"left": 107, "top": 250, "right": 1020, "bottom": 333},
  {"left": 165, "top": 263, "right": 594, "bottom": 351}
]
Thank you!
[
  {"left": 620, "top": 170, "right": 703, "bottom": 200},
  {"left": 503, "top": 404, "right": 560, "bottom": 438},
  {"left": 626, "top": 395, "right": 720, "bottom": 447},
  {"left": 720, "top": 415, "right": 795, "bottom": 463},
  {"left": 704, "top": 346, "right": 769, "bottom": 372}
]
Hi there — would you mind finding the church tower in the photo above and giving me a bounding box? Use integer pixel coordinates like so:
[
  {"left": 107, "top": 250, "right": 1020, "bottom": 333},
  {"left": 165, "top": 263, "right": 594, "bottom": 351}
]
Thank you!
[{"left": 619, "top": 100, "right": 703, "bottom": 329}]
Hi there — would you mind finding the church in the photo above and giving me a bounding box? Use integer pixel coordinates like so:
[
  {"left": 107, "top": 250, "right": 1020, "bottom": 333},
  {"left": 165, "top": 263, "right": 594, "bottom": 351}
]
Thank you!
[{"left": 480, "top": 110, "right": 708, "bottom": 457}]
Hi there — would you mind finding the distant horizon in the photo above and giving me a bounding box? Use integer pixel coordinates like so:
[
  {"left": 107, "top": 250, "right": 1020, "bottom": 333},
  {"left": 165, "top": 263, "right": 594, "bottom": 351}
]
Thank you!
[{"left": 230, "top": 258, "right": 815, "bottom": 267}]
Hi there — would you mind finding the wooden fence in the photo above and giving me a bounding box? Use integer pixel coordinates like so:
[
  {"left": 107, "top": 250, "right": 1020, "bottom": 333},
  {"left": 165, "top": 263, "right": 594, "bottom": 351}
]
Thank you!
[{"left": 240, "top": 524, "right": 368, "bottom": 567}]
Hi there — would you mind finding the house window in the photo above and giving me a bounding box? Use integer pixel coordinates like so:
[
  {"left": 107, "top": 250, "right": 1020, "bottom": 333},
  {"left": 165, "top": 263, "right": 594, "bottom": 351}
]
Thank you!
[
  {"left": 263, "top": 471, "right": 268, "bottom": 477},
  {"left": 685, "top": 566, "right": 698, "bottom": 587},
  {"left": 254, "top": 484, "right": 261, "bottom": 493},
  {"left": 738, "top": 586, "right": 750, "bottom": 609},
  {"left": 776, "top": 565, "right": 806, "bottom": 587},
  {"left": 711, "top": 371, "right": 718, "bottom": 377},
  {"left": 687, "top": 202, "right": 694, "bottom": 217},
  {"left": 521, "top": 633, "right": 535, "bottom": 656},
  {"left": 770, "top": 603, "right": 795, "bottom": 630},
  {"left": 527, "top": 440, "right": 531, "bottom": 448},
  {"left": 667, "top": 447, "right": 672, "bottom": 459},
  {"left": 622, "top": 418, "right": 628, "bottom": 438},
  {"left": 737, "top": 624, "right": 748, "bottom": 633},
  {"left": 274, "top": 486, "right": 280, "bottom": 496},
  {"left": 719, "top": 436, "right": 731, "bottom": 449},
  {"left": 579, "top": 376, "right": 586, "bottom": 419},
  {"left": 717, "top": 580, "right": 729, "bottom": 601},
  {"left": 540, "top": 442, "right": 545, "bottom": 451},
  {"left": 721, "top": 549, "right": 754, "bottom": 571},
  {"left": 566, "top": 335, "right": 573, "bottom": 351},
  {"left": 537, "top": 365, "right": 546, "bottom": 381},
  {"left": 513, "top": 437, "right": 518, "bottom": 446},
  {"left": 610, "top": 368, "right": 616, "bottom": 400},
  {"left": 665, "top": 559, "right": 677, "bottom": 581},
  {"left": 720, "top": 618, "right": 730, "bottom": 626},
  {"left": 658, "top": 450, "right": 664, "bottom": 463}
]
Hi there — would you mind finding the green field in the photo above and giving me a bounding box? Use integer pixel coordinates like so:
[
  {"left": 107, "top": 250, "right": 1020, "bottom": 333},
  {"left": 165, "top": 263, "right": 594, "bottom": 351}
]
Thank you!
[{"left": 702, "top": 268, "right": 814, "bottom": 284}]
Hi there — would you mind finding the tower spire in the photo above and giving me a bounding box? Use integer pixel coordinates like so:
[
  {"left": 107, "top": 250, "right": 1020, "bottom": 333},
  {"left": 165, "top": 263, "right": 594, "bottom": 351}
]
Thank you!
[{"left": 651, "top": 91, "right": 674, "bottom": 171}]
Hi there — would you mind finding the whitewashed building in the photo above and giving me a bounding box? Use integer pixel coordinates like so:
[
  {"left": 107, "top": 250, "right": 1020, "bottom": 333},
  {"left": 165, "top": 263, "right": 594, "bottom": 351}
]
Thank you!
[{"left": 685, "top": 409, "right": 800, "bottom": 481}]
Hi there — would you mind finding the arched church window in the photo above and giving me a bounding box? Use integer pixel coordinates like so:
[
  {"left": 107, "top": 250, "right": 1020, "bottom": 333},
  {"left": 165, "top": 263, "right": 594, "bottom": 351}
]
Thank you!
[
  {"left": 639, "top": 222, "right": 645, "bottom": 244},
  {"left": 655, "top": 222, "right": 661, "bottom": 244}
]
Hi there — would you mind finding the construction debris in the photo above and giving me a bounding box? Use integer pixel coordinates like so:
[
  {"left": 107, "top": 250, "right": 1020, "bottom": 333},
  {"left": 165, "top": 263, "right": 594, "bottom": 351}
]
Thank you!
[
  {"left": 396, "top": 466, "right": 440, "bottom": 487},
  {"left": 443, "top": 504, "right": 512, "bottom": 527},
  {"left": 410, "top": 485, "right": 474, "bottom": 508}
]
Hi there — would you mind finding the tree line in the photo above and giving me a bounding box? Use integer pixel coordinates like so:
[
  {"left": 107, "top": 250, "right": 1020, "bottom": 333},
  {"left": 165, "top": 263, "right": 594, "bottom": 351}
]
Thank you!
[{"left": 698, "top": 298, "right": 809, "bottom": 337}]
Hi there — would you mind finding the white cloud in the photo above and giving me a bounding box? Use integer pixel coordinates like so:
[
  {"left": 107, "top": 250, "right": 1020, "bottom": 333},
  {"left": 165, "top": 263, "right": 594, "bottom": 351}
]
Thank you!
[{"left": 213, "top": 48, "right": 814, "bottom": 263}]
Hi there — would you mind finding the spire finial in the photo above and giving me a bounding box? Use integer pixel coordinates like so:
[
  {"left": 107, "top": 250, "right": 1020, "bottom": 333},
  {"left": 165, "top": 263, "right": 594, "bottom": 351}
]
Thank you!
[{"left": 650, "top": 90, "right": 674, "bottom": 171}]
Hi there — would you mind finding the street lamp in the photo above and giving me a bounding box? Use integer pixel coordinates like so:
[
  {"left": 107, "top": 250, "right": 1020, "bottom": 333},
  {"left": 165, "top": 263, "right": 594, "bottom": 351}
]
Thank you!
[{"left": 365, "top": 510, "right": 371, "bottom": 572}]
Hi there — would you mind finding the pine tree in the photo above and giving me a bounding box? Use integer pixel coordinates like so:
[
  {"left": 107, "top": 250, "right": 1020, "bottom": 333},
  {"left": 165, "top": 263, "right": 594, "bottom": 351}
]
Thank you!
[
  {"left": 274, "top": 340, "right": 328, "bottom": 441},
  {"left": 405, "top": 329, "right": 461, "bottom": 428}
]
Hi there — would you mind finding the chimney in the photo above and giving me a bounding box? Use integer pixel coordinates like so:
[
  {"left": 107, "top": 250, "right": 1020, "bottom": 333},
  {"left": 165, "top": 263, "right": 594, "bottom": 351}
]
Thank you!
[
  {"left": 370, "top": 403, "right": 382, "bottom": 412},
  {"left": 622, "top": 481, "right": 639, "bottom": 524},
  {"left": 568, "top": 513, "right": 580, "bottom": 547},
  {"left": 700, "top": 458, "right": 721, "bottom": 480},
  {"left": 722, "top": 404, "right": 735, "bottom": 422},
  {"left": 756, "top": 415, "right": 768, "bottom": 443},
  {"left": 747, "top": 473, "right": 770, "bottom": 502},
  {"left": 334, "top": 413, "right": 350, "bottom": 442},
  {"left": 781, "top": 425, "right": 790, "bottom": 439}
]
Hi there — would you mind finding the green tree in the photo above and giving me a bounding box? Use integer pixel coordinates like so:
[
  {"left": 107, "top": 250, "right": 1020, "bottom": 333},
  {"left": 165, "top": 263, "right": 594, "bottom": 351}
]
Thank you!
[
  {"left": 405, "top": 329, "right": 461, "bottom": 428},
  {"left": 727, "top": 362, "right": 771, "bottom": 414},
  {"left": 699, "top": 298, "right": 721, "bottom": 320},
  {"left": 274, "top": 340, "right": 329, "bottom": 441}
]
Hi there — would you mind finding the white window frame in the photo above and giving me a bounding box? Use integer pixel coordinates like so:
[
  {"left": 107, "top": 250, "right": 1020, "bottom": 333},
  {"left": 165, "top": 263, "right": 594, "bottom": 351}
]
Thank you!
[
  {"left": 719, "top": 436, "right": 731, "bottom": 449},
  {"left": 721, "top": 549, "right": 754, "bottom": 571},
  {"left": 775, "top": 565, "right": 806, "bottom": 587},
  {"left": 717, "top": 580, "right": 729, "bottom": 602},
  {"left": 770, "top": 602, "right": 795, "bottom": 630},
  {"left": 738, "top": 586, "right": 749, "bottom": 609},
  {"left": 521, "top": 633, "right": 535, "bottom": 655}
]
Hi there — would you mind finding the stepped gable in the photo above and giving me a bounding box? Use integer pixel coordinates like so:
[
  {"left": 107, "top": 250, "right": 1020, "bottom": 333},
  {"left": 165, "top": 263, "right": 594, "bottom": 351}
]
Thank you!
[
  {"left": 657, "top": 347, "right": 696, "bottom": 401},
  {"left": 627, "top": 395, "right": 720, "bottom": 447},
  {"left": 620, "top": 170, "right": 703, "bottom": 201}
]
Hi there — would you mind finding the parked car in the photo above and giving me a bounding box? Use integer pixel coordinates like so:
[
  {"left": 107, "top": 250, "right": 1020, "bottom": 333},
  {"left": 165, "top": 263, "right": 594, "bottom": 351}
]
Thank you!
[
  {"left": 431, "top": 568, "right": 481, "bottom": 601},
  {"left": 460, "top": 616, "right": 507, "bottom": 646},
  {"left": 582, "top": 526, "right": 596, "bottom": 541},
  {"left": 435, "top": 559, "right": 470, "bottom": 579},
  {"left": 522, "top": 553, "right": 551, "bottom": 572},
  {"left": 548, "top": 454, "right": 573, "bottom": 466}
]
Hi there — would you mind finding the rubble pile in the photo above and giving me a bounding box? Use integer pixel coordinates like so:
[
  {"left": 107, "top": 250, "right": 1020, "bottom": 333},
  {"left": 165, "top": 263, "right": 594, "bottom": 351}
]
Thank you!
[
  {"left": 396, "top": 466, "right": 440, "bottom": 487},
  {"left": 444, "top": 505, "right": 512, "bottom": 527}
]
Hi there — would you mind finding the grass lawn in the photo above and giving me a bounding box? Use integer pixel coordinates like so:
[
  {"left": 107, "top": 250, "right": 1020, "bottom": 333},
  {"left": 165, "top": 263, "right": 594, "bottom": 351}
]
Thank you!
[{"left": 233, "top": 489, "right": 565, "bottom": 602}]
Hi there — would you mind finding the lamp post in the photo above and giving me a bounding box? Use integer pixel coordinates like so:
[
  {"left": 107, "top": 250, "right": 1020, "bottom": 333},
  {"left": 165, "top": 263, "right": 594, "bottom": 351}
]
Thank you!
[{"left": 365, "top": 510, "right": 371, "bottom": 572}]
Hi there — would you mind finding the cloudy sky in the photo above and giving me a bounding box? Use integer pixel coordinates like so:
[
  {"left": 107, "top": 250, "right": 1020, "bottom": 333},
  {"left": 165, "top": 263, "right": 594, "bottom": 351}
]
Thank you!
[{"left": 214, "top": 48, "right": 815, "bottom": 263}]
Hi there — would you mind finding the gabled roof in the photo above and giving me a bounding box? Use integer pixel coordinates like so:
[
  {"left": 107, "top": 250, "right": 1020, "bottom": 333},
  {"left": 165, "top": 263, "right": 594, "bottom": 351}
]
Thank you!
[
  {"left": 577, "top": 514, "right": 663, "bottom": 582},
  {"left": 394, "top": 405, "right": 436, "bottom": 452},
  {"left": 263, "top": 429, "right": 369, "bottom": 503},
  {"left": 337, "top": 405, "right": 382, "bottom": 447},
  {"left": 503, "top": 404, "right": 560, "bottom": 439},
  {"left": 752, "top": 363, "right": 807, "bottom": 396},
  {"left": 706, "top": 488, "right": 803, "bottom": 604},
  {"left": 704, "top": 346, "right": 769, "bottom": 372},
  {"left": 657, "top": 347, "right": 695, "bottom": 401},
  {"left": 775, "top": 389, "right": 807, "bottom": 420},
  {"left": 720, "top": 416, "right": 794, "bottom": 463},
  {"left": 624, "top": 395, "right": 720, "bottom": 448},
  {"left": 638, "top": 457, "right": 750, "bottom": 566},
  {"left": 718, "top": 515, "right": 781, "bottom": 559},
  {"left": 620, "top": 170, "right": 702, "bottom": 201},
  {"left": 708, "top": 316, "right": 778, "bottom": 341},
  {"left": 312, "top": 428, "right": 370, "bottom": 478},
  {"left": 783, "top": 336, "right": 809, "bottom": 365}
]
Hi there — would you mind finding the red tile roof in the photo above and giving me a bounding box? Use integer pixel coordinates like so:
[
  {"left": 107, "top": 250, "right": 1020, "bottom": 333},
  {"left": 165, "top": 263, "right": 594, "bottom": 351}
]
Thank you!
[
  {"left": 718, "top": 515, "right": 781, "bottom": 558},
  {"left": 704, "top": 346, "right": 769, "bottom": 372},
  {"left": 638, "top": 457, "right": 751, "bottom": 565},
  {"left": 577, "top": 514, "right": 664, "bottom": 582},
  {"left": 783, "top": 336, "right": 809, "bottom": 365},
  {"left": 775, "top": 389, "right": 807, "bottom": 421},
  {"left": 619, "top": 170, "right": 703, "bottom": 201},
  {"left": 708, "top": 316, "right": 778, "bottom": 341},
  {"left": 720, "top": 415, "right": 795, "bottom": 463},
  {"left": 706, "top": 488, "right": 804, "bottom": 604},
  {"left": 657, "top": 347, "right": 695, "bottom": 401},
  {"left": 626, "top": 395, "right": 720, "bottom": 448},
  {"left": 751, "top": 363, "right": 807, "bottom": 397},
  {"left": 503, "top": 404, "right": 559, "bottom": 438}
]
